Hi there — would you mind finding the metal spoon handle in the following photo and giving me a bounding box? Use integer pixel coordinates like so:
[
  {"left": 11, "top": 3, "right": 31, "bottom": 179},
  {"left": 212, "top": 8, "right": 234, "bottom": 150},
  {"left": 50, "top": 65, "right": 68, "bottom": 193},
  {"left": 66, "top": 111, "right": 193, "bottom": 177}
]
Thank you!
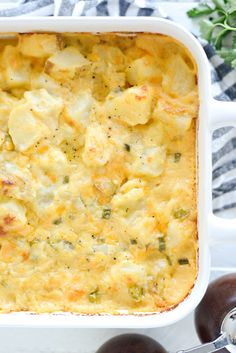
[{"left": 177, "top": 333, "right": 229, "bottom": 353}]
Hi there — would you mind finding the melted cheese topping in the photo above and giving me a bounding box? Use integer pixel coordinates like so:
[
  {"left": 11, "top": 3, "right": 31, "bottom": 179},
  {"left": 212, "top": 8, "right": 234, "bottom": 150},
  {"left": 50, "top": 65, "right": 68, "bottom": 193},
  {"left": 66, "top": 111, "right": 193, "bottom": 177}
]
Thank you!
[{"left": 0, "top": 33, "right": 198, "bottom": 314}]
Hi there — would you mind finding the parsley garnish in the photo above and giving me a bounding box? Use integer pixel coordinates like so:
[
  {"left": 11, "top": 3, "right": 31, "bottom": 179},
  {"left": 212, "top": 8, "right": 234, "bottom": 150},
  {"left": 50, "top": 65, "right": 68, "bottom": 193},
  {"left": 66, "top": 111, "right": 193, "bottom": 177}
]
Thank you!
[
  {"left": 187, "top": 0, "right": 236, "bottom": 69},
  {"left": 187, "top": 3, "right": 214, "bottom": 18}
]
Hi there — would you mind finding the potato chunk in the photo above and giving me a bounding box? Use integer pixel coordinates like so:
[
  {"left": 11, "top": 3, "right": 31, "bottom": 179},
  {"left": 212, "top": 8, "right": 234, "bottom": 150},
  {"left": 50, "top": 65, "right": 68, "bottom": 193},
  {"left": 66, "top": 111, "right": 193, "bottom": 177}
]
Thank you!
[
  {"left": 0, "top": 200, "right": 26, "bottom": 235},
  {"left": 18, "top": 34, "right": 61, "bottom": 58},
  {"left": 82, "top": 124, "right": 111, "bottom": 167},
  {"left": 153, "top": 98, "right": 192, "bottom": 136},
  {"left": 30, "top": 72, "right": 62, "bottom": 96},
  {"left": 163, "top": 55, "right": 196, "bottom": 97},
  {"left": 112, "top": 187, "right": 144, "bottom": 210},
  {"left": 126, "top": 55, "right": 162, "bottom": 85},
  {"left": 8, "top": 103, "right": 49, "bottom": 152},
  {"left": 106, "top": 85, "right": 153, "bottom": 126},
  {"left": 45, "top": 47, "right": 90, "bottom": 80},
  {"left": 32, "top": 147, "right": 68, "bottom": 176},
  {"left": 128, "top": 146, "right": 166, "bottom": 178},
  {"left": 1, "top": 46, "right": 31, "bottom": 89},
  {"left": 64, "top": 91, "right": 94, "bottom": 130},
  {"left": 0, "top": 90, "right": 17, "bottom": 132},
  {"left": 0, "top": 160, "right": 35, "bottom": 202},
  {"left": 24, "top": 89, "right": 63, "bottom": 130}
]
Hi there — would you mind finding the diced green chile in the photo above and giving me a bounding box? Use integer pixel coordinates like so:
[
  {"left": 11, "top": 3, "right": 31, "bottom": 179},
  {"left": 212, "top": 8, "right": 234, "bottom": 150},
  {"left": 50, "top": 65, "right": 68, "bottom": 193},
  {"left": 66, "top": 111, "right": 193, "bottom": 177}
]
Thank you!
[
  {"left": 124, "top": 143, "right": 131, "bottom": 152},
  {"left": 53, "top": 218, "right": 62, "bottom": 225},
  {"left": 129, "top": 285, "right": 144, "bottom": 302},
  {"left": 174, "top": 152, "right": 182, "bottom": 162},
  {"left": 178, "top": 258, "right": 189, "bottom": 265},
  {"left": 159, "top": 237, "right": 166, "bottom": 252},
  {"left": 102, "top": 208, "right": 112, "bottom": 219},
  {"left": 63, "top": 175, "right": 70, "bottom": 184},
  {"left": 88, "top": 288, "right": 100, "bottom": 303},
  {"left": 173, "top": 209, "right": 189, "bottom": 219},
  {"left": 166, "top": 255, "right": 172, "bottom": 266},
  {"left": 62, "top": 240, "right": 74, "bottom": 250}
]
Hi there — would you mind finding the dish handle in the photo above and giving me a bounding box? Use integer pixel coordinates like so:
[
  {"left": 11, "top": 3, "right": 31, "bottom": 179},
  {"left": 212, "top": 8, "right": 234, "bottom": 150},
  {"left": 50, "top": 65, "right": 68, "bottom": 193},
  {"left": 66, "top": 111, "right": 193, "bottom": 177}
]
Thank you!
[{"left": 209, "top": 99, "right": 236, "bottom": 244}]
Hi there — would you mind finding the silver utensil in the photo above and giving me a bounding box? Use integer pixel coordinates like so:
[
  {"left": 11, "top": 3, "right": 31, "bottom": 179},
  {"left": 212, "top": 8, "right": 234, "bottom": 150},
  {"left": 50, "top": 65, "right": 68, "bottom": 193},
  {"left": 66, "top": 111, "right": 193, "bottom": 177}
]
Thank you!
[{"left": 179, "top": 308, "right": 236, "bottom": 353}]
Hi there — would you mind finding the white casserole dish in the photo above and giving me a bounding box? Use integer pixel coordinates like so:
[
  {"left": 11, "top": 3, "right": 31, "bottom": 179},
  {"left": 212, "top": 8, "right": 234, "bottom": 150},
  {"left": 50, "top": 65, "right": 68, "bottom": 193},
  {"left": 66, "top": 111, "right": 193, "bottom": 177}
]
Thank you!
[{"left": 0, "top": 16, "right": 235, "bottom": 328}]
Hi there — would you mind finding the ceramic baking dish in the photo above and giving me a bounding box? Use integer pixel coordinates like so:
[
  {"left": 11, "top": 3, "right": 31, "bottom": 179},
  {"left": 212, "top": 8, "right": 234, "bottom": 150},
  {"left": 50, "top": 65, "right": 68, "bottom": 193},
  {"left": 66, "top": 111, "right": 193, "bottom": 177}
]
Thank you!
[{"left": 0, "top": 16, "right": 235, "bottom": 328}]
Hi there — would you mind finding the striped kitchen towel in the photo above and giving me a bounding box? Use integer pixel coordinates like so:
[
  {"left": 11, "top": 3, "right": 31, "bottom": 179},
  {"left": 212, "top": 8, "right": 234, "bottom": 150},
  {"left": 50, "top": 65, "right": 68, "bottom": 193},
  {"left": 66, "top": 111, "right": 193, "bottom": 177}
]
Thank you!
[
  {"left": 0, "top": 0, "right": 53, "bottom": 16},
  {"left": 0, "top": 0, "right": 236, "bottom": 218}
]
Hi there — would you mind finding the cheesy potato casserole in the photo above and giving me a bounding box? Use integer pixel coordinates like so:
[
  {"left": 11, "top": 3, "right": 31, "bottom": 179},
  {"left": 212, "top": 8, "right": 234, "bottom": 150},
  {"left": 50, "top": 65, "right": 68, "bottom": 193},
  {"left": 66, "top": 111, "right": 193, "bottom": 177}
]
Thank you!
[{"left": 0, "top": 33, "right": 198, "bottom": 314}]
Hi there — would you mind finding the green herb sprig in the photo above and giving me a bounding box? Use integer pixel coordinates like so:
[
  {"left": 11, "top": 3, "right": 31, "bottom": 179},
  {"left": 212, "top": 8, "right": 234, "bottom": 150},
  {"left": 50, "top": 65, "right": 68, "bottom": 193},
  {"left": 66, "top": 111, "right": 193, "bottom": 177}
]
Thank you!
[{"left": 187, "top": 0, "right": 236, "bottom": 68}]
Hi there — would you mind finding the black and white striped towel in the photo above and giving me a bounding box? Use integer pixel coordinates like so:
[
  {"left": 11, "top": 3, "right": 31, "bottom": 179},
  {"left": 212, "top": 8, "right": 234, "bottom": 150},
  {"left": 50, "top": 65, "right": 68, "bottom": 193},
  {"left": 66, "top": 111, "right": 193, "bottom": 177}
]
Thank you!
[{"left": 1, "top": 0, "right": 236, "bottom": 218}]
